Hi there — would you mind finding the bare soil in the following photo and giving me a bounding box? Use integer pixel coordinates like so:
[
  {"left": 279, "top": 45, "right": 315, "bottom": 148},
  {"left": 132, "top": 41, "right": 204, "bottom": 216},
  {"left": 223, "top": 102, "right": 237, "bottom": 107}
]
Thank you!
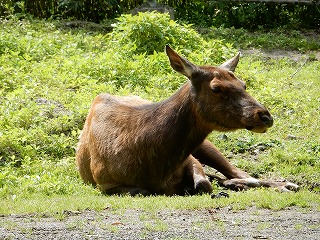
[{"left": 1, "top": 207, "right": 319, "bottom": 240}]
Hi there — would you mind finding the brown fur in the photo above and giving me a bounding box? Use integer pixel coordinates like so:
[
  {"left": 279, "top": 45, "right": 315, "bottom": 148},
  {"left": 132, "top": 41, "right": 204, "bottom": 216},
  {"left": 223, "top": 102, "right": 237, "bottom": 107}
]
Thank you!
[{"left": 76, "top": 46, "right": 298, "bottom": 196}]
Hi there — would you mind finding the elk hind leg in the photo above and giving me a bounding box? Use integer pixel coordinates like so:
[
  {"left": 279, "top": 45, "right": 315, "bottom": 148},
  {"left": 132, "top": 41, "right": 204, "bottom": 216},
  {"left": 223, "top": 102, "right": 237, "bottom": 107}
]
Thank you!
[
  {"left": 89, "top": 161, "right": 152, "bottom": 196},
  {"left": 76, "top": 143, "right": 96, "bottom": 185},
  {"left": 103, "top": 185, "right": 152, "bottom": 196}
]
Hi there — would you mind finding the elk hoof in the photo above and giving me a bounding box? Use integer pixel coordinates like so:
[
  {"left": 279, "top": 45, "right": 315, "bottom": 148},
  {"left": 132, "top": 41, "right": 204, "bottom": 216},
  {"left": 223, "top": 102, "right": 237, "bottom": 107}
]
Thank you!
[
  {"left": 195, "top": 179, "right": 213, "bottom": 194},
  {"left": 277, "top": 182, "right": 299, "bottom": 192}
]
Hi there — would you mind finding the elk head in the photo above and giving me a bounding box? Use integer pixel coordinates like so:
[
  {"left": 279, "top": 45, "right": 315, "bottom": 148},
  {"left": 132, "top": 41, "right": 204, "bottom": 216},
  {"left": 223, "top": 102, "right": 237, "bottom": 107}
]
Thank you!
[{"left": 165, "top": 45, "right": 273, "bottom": 133}]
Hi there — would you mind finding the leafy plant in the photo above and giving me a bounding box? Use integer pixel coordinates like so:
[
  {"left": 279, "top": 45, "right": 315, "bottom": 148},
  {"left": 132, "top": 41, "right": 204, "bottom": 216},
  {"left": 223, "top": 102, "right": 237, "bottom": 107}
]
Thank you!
[
  {"left": 169, "top": 1, "right": 320, "bottom": 30},
  {"left": 109, "top": 12, "right": 204, "bottom": 55}
]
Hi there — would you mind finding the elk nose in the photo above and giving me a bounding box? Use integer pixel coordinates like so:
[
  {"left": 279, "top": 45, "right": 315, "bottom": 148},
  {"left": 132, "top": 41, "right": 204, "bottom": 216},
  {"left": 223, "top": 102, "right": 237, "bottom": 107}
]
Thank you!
[{"left": 258, "top": 112, "right": 273, "bottom": 128}]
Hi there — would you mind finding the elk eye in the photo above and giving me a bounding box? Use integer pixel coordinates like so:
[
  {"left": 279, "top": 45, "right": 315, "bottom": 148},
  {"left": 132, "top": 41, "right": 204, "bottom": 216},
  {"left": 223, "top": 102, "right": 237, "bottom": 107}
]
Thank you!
[{"left": 211, "top": 86, "right": 222, "bottom": 93}]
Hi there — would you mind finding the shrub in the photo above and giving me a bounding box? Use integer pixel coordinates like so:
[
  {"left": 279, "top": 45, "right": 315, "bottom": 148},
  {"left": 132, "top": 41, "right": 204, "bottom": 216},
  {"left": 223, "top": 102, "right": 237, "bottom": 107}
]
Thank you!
[
  {"left": 107, "top": 12, "right": 235, "bottom": 65},
  {"left": 104, "top": 12, "right": 235, "bottom": 88},
  {"left": 166, "top": 1, "right": 320, "bottom": 30},
  {"left": 109, "top": 12, "right": 204, "bottom": 55}
]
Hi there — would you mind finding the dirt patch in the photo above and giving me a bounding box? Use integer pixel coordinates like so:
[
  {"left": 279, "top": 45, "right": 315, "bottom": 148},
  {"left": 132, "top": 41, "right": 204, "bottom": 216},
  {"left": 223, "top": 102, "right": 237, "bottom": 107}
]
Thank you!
[
  {"left": 1, "top": 207, "right": 319, "bottom": 239},
  {"left": 242, "top": 49, "right": 320, "bottom": 62}
]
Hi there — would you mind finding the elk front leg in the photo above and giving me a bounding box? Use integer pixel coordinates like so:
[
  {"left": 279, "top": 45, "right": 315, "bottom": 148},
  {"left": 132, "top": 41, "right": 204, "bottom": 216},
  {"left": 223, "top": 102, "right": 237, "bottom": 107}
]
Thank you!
[
  {"left": 188, "top": 156, "right": 213, "bottom": 194},
  {"left": 163, "top": 156, "right": 213, "bottom": 196},
  {"left": 193, "top": 139, "right": 250, "bottom": 179},
  {"left": 193, "top": 139, "right": 299, "bottom": 192}
]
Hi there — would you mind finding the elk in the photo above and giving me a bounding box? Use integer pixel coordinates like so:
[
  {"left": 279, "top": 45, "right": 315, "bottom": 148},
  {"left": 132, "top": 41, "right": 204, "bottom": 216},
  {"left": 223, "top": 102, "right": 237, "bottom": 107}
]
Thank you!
[{"left": 76, "top": 46, "right": 299, "bottom": 195}]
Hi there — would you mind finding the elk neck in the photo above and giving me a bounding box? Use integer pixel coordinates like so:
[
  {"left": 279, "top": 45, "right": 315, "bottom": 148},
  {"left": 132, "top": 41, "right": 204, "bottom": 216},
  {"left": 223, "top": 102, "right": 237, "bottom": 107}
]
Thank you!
[{"left": 137, "top": 81, "right": 213, "bottom": 157}]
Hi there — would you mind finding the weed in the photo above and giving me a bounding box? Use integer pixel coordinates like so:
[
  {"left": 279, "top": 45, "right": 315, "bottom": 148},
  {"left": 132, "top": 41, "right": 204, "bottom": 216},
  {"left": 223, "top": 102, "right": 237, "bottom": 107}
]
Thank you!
[
  {"left": 213, "top": 219, "right": 226, "bottom": 233},
  {"left": 109, "top": 12, "right": 203, "bottom": 55},
  {"left": 294, "top": 224, "right": 303, "bottom": 230},
  {"left": 257, "top": 222, "right": 271, "bottom": 231},
  {"left": 144, "top": 219, "right": 169, "bottom": 232},
  {"left": 1, "top": 219, "right": 18, "bottom": 231},
  {"left": 105, "top": 224, "right": 120, "bottom": 233}
]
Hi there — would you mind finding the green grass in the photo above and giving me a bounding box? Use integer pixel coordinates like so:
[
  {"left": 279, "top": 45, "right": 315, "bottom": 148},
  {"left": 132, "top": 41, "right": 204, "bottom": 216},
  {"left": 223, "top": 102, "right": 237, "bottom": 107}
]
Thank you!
[
  {"left": 0, "top": 14, "right": 319, "bottom": 215},
  {"left": 0, "top": 189, "right": 318, "bottom": 216}
]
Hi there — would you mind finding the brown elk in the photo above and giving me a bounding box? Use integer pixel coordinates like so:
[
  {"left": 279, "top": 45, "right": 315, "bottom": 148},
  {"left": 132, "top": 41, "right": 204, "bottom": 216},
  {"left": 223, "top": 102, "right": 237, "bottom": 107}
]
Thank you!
[{"left": 76, "top": 46, "right": 299, "bottom": 195}]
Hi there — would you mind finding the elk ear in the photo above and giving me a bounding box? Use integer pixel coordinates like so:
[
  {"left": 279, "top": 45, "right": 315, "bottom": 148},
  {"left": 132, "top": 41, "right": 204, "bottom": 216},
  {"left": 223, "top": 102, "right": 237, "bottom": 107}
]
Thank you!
[
  {"left": 165, "top": 45, "right": 198, "bottom": 79},
  {"left": 220, "top": 52, "right": 240, "bottom": 72}
]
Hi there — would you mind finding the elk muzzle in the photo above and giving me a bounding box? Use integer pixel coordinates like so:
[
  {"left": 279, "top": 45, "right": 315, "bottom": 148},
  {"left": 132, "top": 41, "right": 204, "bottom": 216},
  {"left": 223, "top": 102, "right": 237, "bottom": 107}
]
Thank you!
[
  {"left": 258, "top": 111, "right": 273, "bottom": 128},
  {"left": 245, "top": 109, "right": 273, "bottom": 133}
]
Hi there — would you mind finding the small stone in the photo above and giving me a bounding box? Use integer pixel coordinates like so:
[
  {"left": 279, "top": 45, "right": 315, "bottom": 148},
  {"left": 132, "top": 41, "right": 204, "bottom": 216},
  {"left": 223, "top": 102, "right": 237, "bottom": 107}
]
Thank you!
[
  {"left": 286, "top": 134, "right": 297, "bottom": 140},
  {"left": 211, "top": 191, "right": 229, "bottom": 199},
  {"left": 219, "top": 134, "right": 228, "bottom": 141}
]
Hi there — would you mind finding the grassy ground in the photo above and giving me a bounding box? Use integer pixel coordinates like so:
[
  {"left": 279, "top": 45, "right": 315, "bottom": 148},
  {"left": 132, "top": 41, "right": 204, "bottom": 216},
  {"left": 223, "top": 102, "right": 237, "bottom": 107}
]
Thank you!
[
  {"left": 0, "top": 189, "right": 318, "bottom": 215},
  {"left": 0, "top": 15, "right": 319, "bottom": 216}
]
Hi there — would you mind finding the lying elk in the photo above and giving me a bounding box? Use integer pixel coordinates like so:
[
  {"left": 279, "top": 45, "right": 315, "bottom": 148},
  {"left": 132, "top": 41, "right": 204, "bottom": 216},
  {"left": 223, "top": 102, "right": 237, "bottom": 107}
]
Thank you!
[{"left": 76, "top": 46, "right": 298, "bottom": 195}]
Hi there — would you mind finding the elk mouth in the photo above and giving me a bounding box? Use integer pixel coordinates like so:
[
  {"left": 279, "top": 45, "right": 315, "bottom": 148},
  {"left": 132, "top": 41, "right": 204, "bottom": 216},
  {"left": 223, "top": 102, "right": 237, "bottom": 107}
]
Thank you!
[
  {"left": 245, "top": 125, "right": 268, "bottom": 133},
  {"left": 245, "top": 126, "right": 254, "bottom": 131},
  {"left": 244, "top": 112, "right": 273, "bottom": 133}
]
